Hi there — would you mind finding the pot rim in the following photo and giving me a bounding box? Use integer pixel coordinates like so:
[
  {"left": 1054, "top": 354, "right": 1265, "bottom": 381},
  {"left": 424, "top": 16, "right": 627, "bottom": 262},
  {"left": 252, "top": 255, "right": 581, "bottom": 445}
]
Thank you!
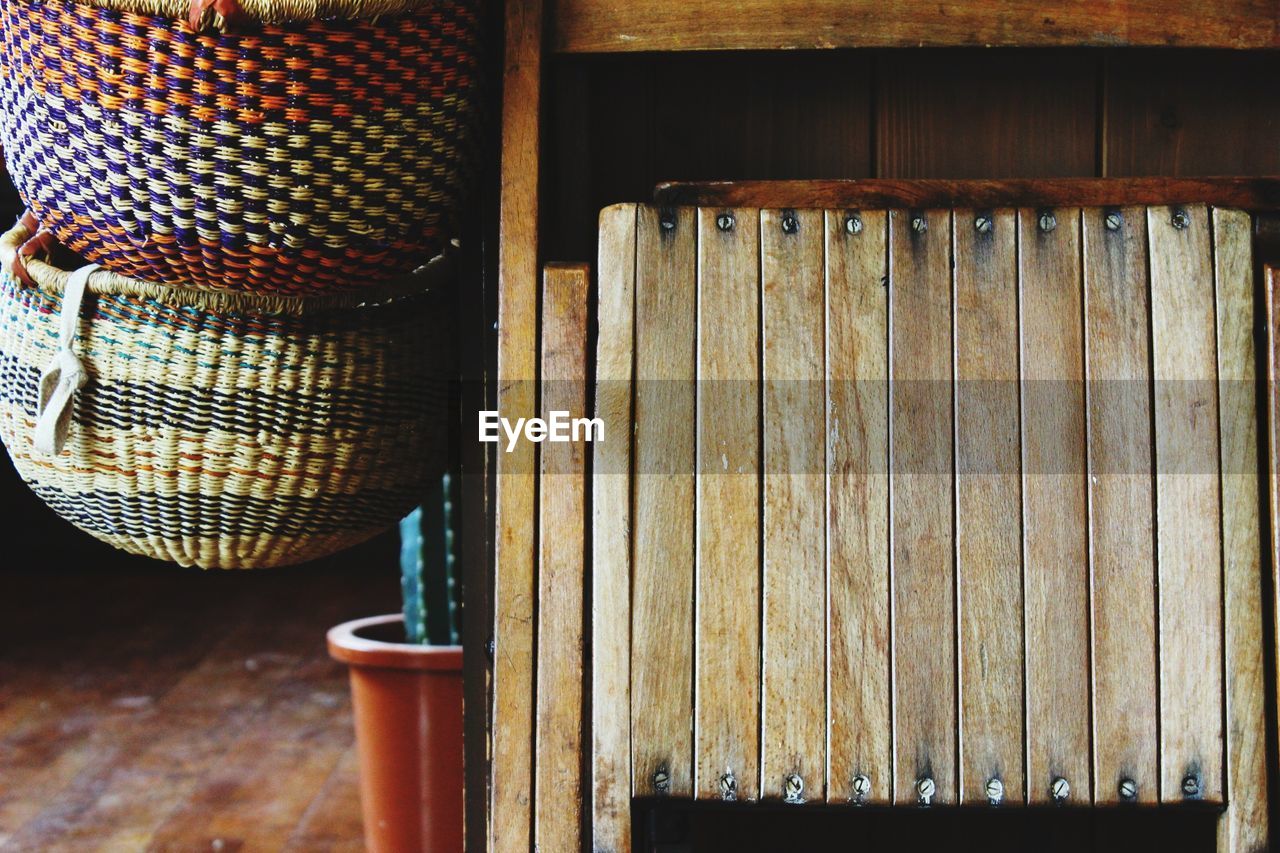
[{"left": 327, "top": 614, "right": 463, "bottom": 672}]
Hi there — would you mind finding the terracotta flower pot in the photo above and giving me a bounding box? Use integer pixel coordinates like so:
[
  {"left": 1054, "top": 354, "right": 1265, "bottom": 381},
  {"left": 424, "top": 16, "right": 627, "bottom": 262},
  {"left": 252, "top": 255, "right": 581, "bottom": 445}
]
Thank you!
[{"left": 328, "top": 614, "right": 464, "bottom": 853}]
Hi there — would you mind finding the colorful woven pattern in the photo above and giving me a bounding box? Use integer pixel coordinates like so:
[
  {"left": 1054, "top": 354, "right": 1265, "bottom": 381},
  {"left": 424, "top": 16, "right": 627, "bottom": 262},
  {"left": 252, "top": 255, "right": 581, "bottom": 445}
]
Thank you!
[
  {"left": 0, "top": 228, "right": 451, "bottom": 568},
  {"left": 0, "top": 0, "right": 482, "bottom": 294}
]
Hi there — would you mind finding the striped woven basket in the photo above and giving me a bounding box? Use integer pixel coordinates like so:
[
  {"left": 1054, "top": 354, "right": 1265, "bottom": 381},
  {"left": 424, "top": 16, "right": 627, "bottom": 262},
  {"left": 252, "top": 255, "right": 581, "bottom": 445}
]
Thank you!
[
  {"left": 0, "top": 0, "right": 483, "bottom": 295},
  {"left": 0, "top": 221, "right": 450, "bottom": 569}
]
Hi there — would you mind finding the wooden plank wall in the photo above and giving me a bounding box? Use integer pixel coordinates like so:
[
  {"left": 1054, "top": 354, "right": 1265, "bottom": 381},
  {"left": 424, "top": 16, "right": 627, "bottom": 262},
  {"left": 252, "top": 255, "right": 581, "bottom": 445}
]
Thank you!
[{"left": 544, "top": 49, "right": 1280, "bottom": 262}]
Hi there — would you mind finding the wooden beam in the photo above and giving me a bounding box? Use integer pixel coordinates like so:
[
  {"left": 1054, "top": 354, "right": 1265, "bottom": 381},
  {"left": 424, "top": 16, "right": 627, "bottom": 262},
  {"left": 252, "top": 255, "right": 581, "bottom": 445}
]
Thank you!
[
  {"left": 654, "top": 178, "right": 1280, "bottom": 212},
  {"left": 491, "top": 0, "right": 544, "bottom": 848},
  {"left": 553, "top": 0, "right": 1278, "bottom": 53}
]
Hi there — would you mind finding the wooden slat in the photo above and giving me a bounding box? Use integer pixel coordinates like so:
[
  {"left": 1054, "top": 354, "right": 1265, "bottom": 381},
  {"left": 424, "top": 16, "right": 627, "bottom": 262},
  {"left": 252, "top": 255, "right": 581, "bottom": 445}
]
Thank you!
[
  {"left": 760, "top": 208, "right": 826, "bottom": 802},
  {"left": 695, "top": 207, "right": 761, "bottom": 802},
  {"left": 492, "top": 0, "right": 543, "bottom": 847},
  {"left": 876, "top": 53, "right": 1096, "bottom": 179},
  {"left": 889, "top": 208, "right": 955, "bottom": 805},
  {"left": 534, "top": 264, "right": 589, "bottom": 851},
  {"left": 953, "top": 208, "right": 1023, "bottom": 806},
  {"left": 1270, "top": 265, "right": 1280, "bottom": 837},
  {"left": 654, "top": 177, "right": 1280, "bottom": 213},
  {"left": 1214, "top": 209, "right": 1267, "bottom": 852},
  {"left": 1019, "top": 207, "right": 1091, "bottom": 805},
  {"left": 825, "top": 209, "right": 891, "bottom": 805},
  {"left": 632, "top": 204, "right": 697, "bottom": 797},
  {"left": 553, "top": 0, "right": 1278, "bottom": 52},
  {"left": 1082, "top": 205, "right": 1158, "bottom": 805},
  {"left": 1148, "top": 204, "right": 1223, "bottom": 804},
  {"left": 592, "top": 204, "right": 637, "bottom": 853}
]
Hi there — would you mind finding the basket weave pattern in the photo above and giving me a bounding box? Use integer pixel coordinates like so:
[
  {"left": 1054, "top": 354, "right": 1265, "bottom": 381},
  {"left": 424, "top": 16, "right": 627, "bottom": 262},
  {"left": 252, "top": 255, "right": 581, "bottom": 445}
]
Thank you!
[
  {"left": 0, "top": 264, "right": 447, "bottom": 568},
  {"left": 0, "top": 0, "right": 482, "bottom": 294}
]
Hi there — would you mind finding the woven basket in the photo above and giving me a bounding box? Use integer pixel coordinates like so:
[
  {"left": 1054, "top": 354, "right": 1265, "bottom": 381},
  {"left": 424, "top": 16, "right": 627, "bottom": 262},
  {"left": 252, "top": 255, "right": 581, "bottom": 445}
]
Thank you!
[
  {"left": 0, "top": 0, "right": 483, "bottom": 295},
  {"left": 0, "top": 221, "right": 451, "bottom": 569}
]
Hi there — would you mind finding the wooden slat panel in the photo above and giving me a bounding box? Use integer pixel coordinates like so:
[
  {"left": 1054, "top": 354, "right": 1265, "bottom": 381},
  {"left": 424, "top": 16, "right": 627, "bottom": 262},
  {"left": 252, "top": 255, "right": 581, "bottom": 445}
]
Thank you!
[
  {"left": 552, "top": 0, "right": 1278, "bottom": 52},
  {"left": 954, "top": 208, "right": 1023, "bottom": 806},
  {"left": 1019, "top": 207, "right": 1091, "bottom": 805},
  {"left": 825, "top": 209, "right": 891, "bottom": 805},
  {"left": 889, "top": 208, "right": 955, "bottom": 805},
  {"left": 695, "top": 207, "right": 761, "bottom": 801},
  {"left": 760, "top": 208, "right": 826, "bottom": 802},
  {"left": 1213, "top": 209, "right": 1267, "bottom": 852},
  {"left": 632, "top": 205, "right": 697, "bottom": 797},
  {"left": 877, "top": 53, "right": 1096, "bottom": 179},
  {"left": 491, "top": 0, "right": 543, "bottom": 846},
  {"left": 534, "top": 264, "right": 590, "bottom": 851},
  {"left": 1082, "top": 205, "right": 1158, "bottom": 805},
  {"left": 592, "top": 204, "right": 637, "bottom": 853},
  {"left": 1148, "top": 204, "right": 1223, "bottom": 804}
]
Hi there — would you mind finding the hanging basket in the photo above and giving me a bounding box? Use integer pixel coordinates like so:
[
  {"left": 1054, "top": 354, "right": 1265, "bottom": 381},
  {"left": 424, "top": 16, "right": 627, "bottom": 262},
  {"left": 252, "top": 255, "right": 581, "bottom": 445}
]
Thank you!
[
  {"left": 0, "top": 0, "right": 484, "bottom": 295},
  {"left": 0, "top": 220, "right": 452, "bottom": 569}
]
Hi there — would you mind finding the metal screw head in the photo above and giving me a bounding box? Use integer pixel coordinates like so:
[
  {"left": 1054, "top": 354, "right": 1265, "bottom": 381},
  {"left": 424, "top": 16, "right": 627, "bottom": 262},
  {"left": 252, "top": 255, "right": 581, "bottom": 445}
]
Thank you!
[
  {"left": 1171, "top": 208, "right": 1191, "bottom": 230},
  {"left": 1050, "top": 777, "right": 1070, "bottom": 803},
  {"left": 1104, "top": 210, "right": 1123, "bottom": 232},
  {"left": 985, "top": 777, "right": 1004, "bottom": 805},
  {"left": 910, "top": 214, "right": 927, "bottom": 235},
  {"left": 850, "top": 774, "right": 871, "bottom": 803},
  {"left": 974, "top": 214, "right": 993, "bottom": 234},
  {"left": 916, "top": 776, "right": 936, "bottom": 805},
  {"left": 1038, "top": 210, "right": 1057, "bottom": 233},
  {"left": 783, "top": 773, "right": 804, "bottom": 803},
  {"left": 652, "top": 768, "right": 671, "bottom": 795},
  {"left": 1181, "top": 773, "right": 1201, "bottom": 798},
  {"left": 658, "top": 209, "right": 677, "bottom": 232},
  {"left": 716, "top": 212, "right": 735, "bottom": 232},
  {"left": 1118, "top": 778, "right": 1138, "bottom": 801},
  {"left": 844, "top": 213, "right": 863, "bottom": 235},
  {"left": 781, "top": 212, "right": 799, "bottom": 234},
  {"left": 718, "top": 772, "right": 737, "bottom": 801}
]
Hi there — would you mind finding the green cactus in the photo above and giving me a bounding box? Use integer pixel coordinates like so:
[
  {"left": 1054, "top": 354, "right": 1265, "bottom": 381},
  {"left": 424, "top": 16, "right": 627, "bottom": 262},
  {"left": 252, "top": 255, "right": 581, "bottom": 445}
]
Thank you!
[{"left": 399, "top": 471, "right": 460, "bottom": 646}]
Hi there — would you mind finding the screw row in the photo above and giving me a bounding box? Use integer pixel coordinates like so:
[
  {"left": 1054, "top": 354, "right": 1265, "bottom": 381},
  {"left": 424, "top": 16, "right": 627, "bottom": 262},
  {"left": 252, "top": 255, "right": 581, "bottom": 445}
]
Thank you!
[
  {"left": 654, "top": 769, "right": 1200, "bottom": 804},
  {"left": 700, "top": 207, "right": 1193, "bottom": 236}
]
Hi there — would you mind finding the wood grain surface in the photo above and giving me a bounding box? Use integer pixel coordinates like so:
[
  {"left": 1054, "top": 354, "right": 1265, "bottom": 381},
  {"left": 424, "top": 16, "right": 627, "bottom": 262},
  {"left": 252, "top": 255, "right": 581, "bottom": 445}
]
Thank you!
[
  {"left": 552, "top": 0, "right": 1278, "bottom": 52},
  {"left": 760, "top": 208, "right": 826, "bottom": 803},
  {"left": 632, "top": 204, "right": 698, "bottom": 797},
  {"left": 1213, "top": 209, "right": 1267, "bottom": 852},
  {"left": 876, "top": 53, "right": 1096, "bottom": 180},
  {"left": 1082, "top": 205, "right": 1158, "bottom": 805},
  {"left": 534, "top": 264, "right": 589, "bottom": 851},
  {"left": 491, "top": 0, "right": 543, "bottom": 847},
  {"left": 1019, "top": 207, "right": 1090, "bottom": 805},
  {"left": 825, "top": 209, "right": 891, "bottom": 805},
  {"left": 953, "top": 208, "right": 1023, "bottom": 806},
  {"left": 1148, "top": 204, "right": 1223, "bottom": 805},
  {"left": 655, "top": 177, "right": 1280, "bottom": 213},
  {"left": 695, "top": 207, "right": 762, "bottom": 801},
  {"left": 889, "top": 208, "right": 955, "bottom": 806},
  {"left": 591, "top": 204, "right": 637, "bottom": 853}
]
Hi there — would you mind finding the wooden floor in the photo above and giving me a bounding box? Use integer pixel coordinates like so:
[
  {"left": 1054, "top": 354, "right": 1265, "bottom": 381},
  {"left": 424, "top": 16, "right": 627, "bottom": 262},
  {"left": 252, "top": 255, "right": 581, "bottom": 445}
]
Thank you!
[{"left": 0, "top": 474, "right": 399, "bottom": 852}]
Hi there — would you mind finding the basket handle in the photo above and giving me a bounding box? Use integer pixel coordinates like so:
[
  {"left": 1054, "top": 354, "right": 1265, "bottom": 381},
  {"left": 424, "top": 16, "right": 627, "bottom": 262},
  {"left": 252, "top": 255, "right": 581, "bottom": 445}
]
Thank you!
[{"left": 34, "top": 264, "right": 98, "bottom": 456}]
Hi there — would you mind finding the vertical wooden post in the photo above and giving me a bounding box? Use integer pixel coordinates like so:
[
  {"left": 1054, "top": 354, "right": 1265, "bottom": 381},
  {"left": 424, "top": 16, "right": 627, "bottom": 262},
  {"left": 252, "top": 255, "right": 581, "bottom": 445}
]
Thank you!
[{"left": 491, "top": 0, "right": 544, "bottom": 849}]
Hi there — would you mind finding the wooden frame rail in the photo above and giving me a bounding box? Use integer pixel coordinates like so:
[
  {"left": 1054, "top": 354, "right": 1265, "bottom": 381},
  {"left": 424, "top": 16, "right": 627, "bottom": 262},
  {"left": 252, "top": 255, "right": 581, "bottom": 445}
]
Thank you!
[
  {"left": 654, "top": 177, "right": 1280, "bottom": 212},
  {"left": 552, "top": 0, "right": 1280, "bottom": 53}
]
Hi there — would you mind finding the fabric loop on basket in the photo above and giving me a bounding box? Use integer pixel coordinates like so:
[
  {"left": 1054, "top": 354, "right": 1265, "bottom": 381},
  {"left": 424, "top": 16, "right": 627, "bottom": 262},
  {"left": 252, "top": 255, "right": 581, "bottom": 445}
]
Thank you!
[{"left": 33, "top": 264, "right": 97, "bottom": 455}]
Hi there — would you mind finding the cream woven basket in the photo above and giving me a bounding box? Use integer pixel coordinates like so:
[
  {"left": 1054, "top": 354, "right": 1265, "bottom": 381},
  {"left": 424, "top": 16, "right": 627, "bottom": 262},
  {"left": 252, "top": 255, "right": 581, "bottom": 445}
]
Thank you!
[{"left": 0, "top": 220, "right": 450, "bottom": 569}]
